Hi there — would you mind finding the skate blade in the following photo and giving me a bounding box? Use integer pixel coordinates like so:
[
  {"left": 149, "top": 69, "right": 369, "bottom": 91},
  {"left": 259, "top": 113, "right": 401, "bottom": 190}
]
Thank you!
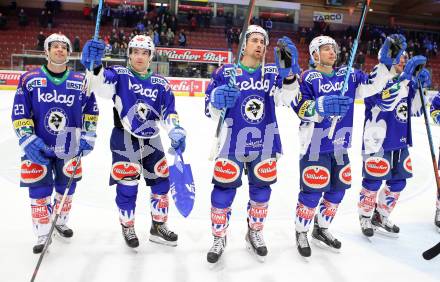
[
  {"left": 311, "top": 238, "right": 341, "bottom": 253},
  {"left": 373, "top": 226, "right": 399, "bottom": 238},
  {"left": 207, "top": 257, "right": 225, "bottom": 271},
  {"left": 54, "top": 231, "right": 71, "bottom": 243},
  {"left": 149, "top": 235, "right": 178, "bottom": 247},
  {"left": 245, "top": 240, "right": 266, "bottom": 263}
]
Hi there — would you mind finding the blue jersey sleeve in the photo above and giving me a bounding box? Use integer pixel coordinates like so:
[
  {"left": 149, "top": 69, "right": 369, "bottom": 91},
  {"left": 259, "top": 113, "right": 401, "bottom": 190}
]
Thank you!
[
  {"left": 291, "top": 71, "right": 319, "bottom": 122},
  {"left": 11, "top": 74, "right": 35, "bottom": 139}
]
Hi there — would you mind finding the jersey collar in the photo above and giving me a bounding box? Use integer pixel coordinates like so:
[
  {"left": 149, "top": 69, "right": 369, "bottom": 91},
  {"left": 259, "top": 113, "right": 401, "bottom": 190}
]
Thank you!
[
  {"left": 130, "top": 67, "right": 153, "bottom": 80},
  {"left": 238, "top": 62, "right": 260, "bottom": 74},
  {"left": 41, "top": 65, "right": 70, "bottom": 85}
]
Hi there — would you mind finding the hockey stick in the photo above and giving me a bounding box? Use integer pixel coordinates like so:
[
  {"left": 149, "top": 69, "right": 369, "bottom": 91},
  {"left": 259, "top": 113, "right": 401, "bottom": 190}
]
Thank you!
[
  {"left": 30, "top": 153, "right": 83, "bottom": 282},
  {"left": 327, "top": 0, "right": 371, "bottom": 139},
  {"left": 423, "top": 241, "right": 440, "bottom": 260},
  {"left": 84, "top": 0, "right": 104, "bottom": 97},
  {"left": 208, "top": 0, "right": 257, "bottom": 161},
  {"left": 417, "top": 78, "right": 440, "bottom": 226}
]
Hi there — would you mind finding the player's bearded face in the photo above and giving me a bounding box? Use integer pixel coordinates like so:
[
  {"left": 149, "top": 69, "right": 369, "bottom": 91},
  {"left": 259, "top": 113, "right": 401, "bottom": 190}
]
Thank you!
[
  {"left": 394, "top": 54, "right": 407, "bottom": 74},
  {"left": 130, "top": 48, "right": 150, "bottom": 72},
  {"left": 245, "top": 33, "right": 265, "bottom": 60},
  {"left": 318, "top": 44, "right": 337, "bottom": 66},
  {"left": 48, "top": 42, "right": 68, "bottom": 64}
]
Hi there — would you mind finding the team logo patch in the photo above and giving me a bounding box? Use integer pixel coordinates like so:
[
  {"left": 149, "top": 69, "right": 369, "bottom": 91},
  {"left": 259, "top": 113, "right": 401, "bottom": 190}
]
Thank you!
[
  {"left": 253, "top": 158, "right": 277, "bottom": 182},
  {"left": 302, "top": 166, "right": 330, "bottom": 189},
  {"left": 404, "top": 156, "right": 412, "bottom": 173},
  {"left": 21, "top": 161, "right": 47, "bottom": 183},
  {"left": 63, "top": 159, "right": 82, "bottom": 178},
  {"left": 154, "top": 157, "right": 169, "bottom": 178},
  {"left": 339, "top": 164, "right": 352, "bottom": 185},
  {"left": 45, "top": 108, "right": 68, "bottom": 135},
  {"left": 135, "top": 100, "right": 150, "bottom": 122},
  {"left": 364, "top": 157, "right": 390, "bottom": 177},
  {"left": 213, "top": 158, "right": 240, "bottom": 183},
  {"left": 395, "top": 100, "right": 408, "bottom": 123},
  {"left": 26, "top": 77, "right": 47, "bottom": 90},
  {"left": 111, "top": 162, "right": 141, "bottom": 181},
  {"left": 241, "top": 95, "right": 265, "bottom": 124}
]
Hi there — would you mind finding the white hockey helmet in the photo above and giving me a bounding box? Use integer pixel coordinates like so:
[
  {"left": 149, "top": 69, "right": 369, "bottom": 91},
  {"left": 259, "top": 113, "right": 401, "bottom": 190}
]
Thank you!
[
  {"left": 127, "top": 35, "right": 155, "bottom": 62},
  {"left": 309, "top": 35, "right": 339, "bottom": 64},
  {"left": 44, "top": 33, "right": 72, "bottom": 65},
  {"left": 241, "top": 25, "right": 269, "bottom": 55}
]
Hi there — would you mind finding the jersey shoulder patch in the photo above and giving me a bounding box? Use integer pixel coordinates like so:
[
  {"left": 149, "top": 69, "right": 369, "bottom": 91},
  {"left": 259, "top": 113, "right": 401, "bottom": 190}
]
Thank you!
[
  {"left": 302, "top": 70, "right": 322, "bottom": 84},
  {"left": 112, "top": 65, "right": 133, "bottom": 76}
]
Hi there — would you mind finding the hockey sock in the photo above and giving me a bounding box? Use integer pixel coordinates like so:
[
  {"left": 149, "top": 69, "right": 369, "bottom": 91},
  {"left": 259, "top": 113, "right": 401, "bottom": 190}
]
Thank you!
[
  {"left": 247, "top": 200, "right": 268, "bottom": 231},
  {"left": 317, "top": 199, "right": 339, "bottom": 228},
  {"left": 54, "top": 193, "right": 73, "bottom": 226},
  {"left": 31, "top": 196, "right": 52, "bottom": 237},
  {"left": 211, "top": 206, "right": 231, "bottom": 237},
  {"left": 295, "top": 202, "right": 316, "bottom": 232},
  {"left": 358, "top": 188, "right": 378, "bottom": 217},
  {"left": 377, "top": 186, "right": 401, "bottom": 217},
  {"left": 151, "top": 193, "right": 169, "bottom": 223}
]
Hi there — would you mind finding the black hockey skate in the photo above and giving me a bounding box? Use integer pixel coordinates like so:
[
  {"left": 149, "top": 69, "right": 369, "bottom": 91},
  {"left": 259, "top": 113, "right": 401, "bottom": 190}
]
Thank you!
[
  {"left": 55, "top": 224, "right": 73, "bottom": 238},
  {"left": 371, "top": 209, "right": 399, "bottom": 238},
  {"left": 296, "top": 231, "right": 311, "bottom": 257},
  {"left": 149, "top": 221, "right": 178, "bottom": 246},
  {"left": 359, "top": 216, "right": 374, "bottom": 237},
  {"left": 312, "top": 216, "right": 342, "bottom": 252},
  {"left": 121, "top": 224, "right": 139, "bottom": 248},
  {"left": 33, "top": 235, "right": 52, "bottom": 254},
  {"left": 245, "top": 228, "right": 268, "bottom": 261},
  {"left": 435, "top": 208, "right": 440, "bottom": 233},
  {"left": 207, "top": 236, "right": 227, "bottom": 264}
]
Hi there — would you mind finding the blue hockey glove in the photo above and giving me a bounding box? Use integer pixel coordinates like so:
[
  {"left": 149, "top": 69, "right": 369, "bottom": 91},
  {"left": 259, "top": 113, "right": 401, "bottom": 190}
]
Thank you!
[
  {"left": 400, "top": 55, "right": 427, "bottom": 81},
  {"left": 316, "top": 95, "right": 353, "bottom": 118},
  {"left": 81, "top": 39, "right": 105, "bottom": 70},
  {"left": 19, "top": 135, "right": 52, "bottom": 165},
  {"left": 432, "top": 110, "right": 440, "bottom": 125},
  {"left": 169, "top": 126, "right": 186, "bottom": 153},
  {"left": 274, "top": 36, "right": 300, "bottom": 79},
  {"left": 379, "top": 34, "right": 407, "bottom": 68},
  {"left": 78, "top": 131, "right": 96, "bottom": 157},
  {"left": 210, "top": 84, "right": 240, "bottom": 109},
  {"left": 417, "top": 68, "right": 431, "bottom": 88}
]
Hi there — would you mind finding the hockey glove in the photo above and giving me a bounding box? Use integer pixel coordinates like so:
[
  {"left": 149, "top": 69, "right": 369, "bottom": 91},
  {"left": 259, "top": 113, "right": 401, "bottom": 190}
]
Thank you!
[
  {"left": 274, "top": 36, "right": 301, "bottom": 79},
  {"left": 19, "top": 135, "right": 52, "bottom": 165},
  {"left": 417, "top": 68, "right": 431, "bottom": 88},
  {"left": 210, "top": 84, "right": 240, "bottom": 109},
  {"left": 431, "top": 110, "right": 440, "bottom": 125},
  {"left": 400, "top": 55, "right": 427, "bottom": 81},
  {"left": 316, "top": 95, "right": 353, "bottom": 118},
  {"left": 78, "top": 131, "right": 96, "bottom": 157},
  {"left": 169, "top": 126, "right": 186, "bottom": 153},
  {"left": 379, "top": 34, "right": 407, "bottom": 68},
  {"left": 81, "top": 39, "right": 105, "bottom": 71}
]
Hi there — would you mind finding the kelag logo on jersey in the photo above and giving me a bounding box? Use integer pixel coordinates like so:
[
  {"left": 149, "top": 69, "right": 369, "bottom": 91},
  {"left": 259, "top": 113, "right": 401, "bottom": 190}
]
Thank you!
[
  {"left": 26, "top": 77, "right": 47, "bottom": 90},
  {"left": 66, "top": 80, "right": 82, "bottom": 91},
  {"left": 37, "top": 88, "right": 75, "bottom": 106},
  {"left": 128, "top": 79, "right": 158, "bottom": 101},
  {"left": 44, "top": 107, "right": 68, "bottom": 135},
  {"left": 241, "top": 95, "right": 265, "bottom": 124},
  {"left": 319, "top": 79, "right": 343, "bottom": 93}
]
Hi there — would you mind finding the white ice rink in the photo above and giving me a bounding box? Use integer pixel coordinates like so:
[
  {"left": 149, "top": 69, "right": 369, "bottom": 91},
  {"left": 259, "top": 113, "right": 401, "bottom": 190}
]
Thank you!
[{"left": 0, "top": 90, "right": 439, "bottom": 282}]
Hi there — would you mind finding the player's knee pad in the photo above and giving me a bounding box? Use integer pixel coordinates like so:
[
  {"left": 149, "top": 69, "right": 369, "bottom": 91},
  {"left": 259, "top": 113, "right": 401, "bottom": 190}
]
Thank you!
[
  {"left": 249, "top": 185, "right": 272, "bottom": 203},
  {"left": 386, "top": 178, "right": 406, "bottom": 192},
  {"left": 298, "top": 190, "right": 322, "bottom": 208},
  {"left": 362, "top": 178, "right": 382, "bottom": 191},
  {"left": 29, "top": 185, "right": 53, "bottom": 199},
  {"left": 211, "top": 185, "right": 237, "bottom": 209},
  {"left": 54, "top": 183, "right": 77, "bottom": 196},
  {"left": 324, "top": 189, "right": 346, "bottom": 204},
  {"left": 151, "top": 179, "right": 170, "bottom": 195}
]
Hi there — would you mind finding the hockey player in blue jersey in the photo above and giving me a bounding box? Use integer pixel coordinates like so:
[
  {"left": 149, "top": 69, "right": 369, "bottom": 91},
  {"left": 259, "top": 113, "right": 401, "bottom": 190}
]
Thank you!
[
  {"left": 11, "top": 33, "right": 99, "bottom": 253},
  {"left": 204, "top": 25, "right": 301, "bottom": 263},
  {"left": 292, "top": 34, "right": 407, "bottom": 257},
  {"left": 430, "top": 89, "right": 440, "bottom": 232},
  {"left": 358, "top": 53, "right": 428, "bottom": 238},
  {"left": 81, "top": 35, "right": 186, "bottom": 248}
]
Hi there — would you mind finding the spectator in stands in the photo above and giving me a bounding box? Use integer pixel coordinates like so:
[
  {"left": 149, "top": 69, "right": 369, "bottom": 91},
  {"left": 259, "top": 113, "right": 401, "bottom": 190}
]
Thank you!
[
  {"left": 36, "top": 32, "right": 46, "bottom": 51},
  {"left": 111, "top": 42, "right": 120, "bottom": 57},
  {"left": 47, "top": 10, "right": 54, "bottom": 29},
  {"left": 119, "top": 41, "right": 127, "bottom": 57},
  {"left": 73, "top": 36, "right": 80, "bottom": 52},
  {"left": 136, "top": 21, "right": 145, "bottom": 33},
  {"left": 160, "top": 31, "right": 168, "bottom": 46},
  {"left": 233, "top": 28, "right": 240, "bottom": 45},
  {"left": 226, "top": 28, "right": 233, "bottom": 50},
  {"left": 0, "top": 13, "right": 7, "bottom": 30},
  {"left": 265, "top": 18, "right": 272, "bottom": 35},
  {"left": 18, "top": 9, "right": 28, "bottom": 27},
  {"left": 153, "top": 29, "right": 160, "bottom": 46},
  {"left": 204, "top": 11, "right": 212, "bottom": 28},
  {"left": 178, "top": 29, "right": 186, "bottom": 47},
  {"left": 166, "top": 28, "right": 175, "bottom": 46},
  {"left": 356, "top": 51, "right": 366, "bottom": 71},
  {"left": 170, "top": 15, "right": 178, "bottom": 33},
  {"left": 300, "top": 27, "right": 307, "bottom": 45},
  {"left": 190, "top": 15, "right": 197, "bottom": 31},
  {"left": 39, "top": 10, "right": 47, "bottom": 28},
  {"left": 83, "top": 5, "right": 91, "bottom": 20},
  {"left": 113, "top": 6, "right": 121, "bottom": 28}
]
